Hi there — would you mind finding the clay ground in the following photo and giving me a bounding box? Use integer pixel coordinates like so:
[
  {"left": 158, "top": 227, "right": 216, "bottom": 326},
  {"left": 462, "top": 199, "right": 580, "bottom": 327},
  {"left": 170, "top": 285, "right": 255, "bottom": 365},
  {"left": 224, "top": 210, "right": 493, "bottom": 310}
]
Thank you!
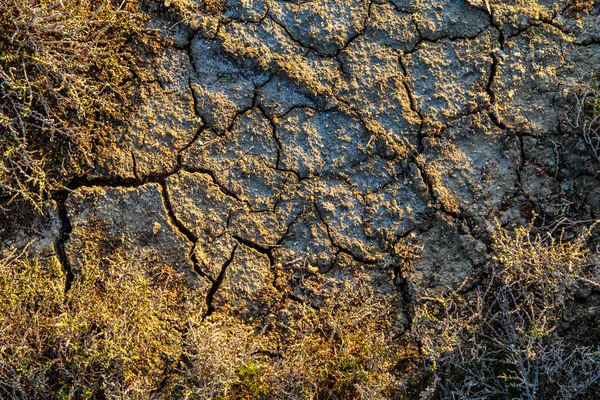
[{"left": 1, "top": 0, "right": 600, "bottom": 396}]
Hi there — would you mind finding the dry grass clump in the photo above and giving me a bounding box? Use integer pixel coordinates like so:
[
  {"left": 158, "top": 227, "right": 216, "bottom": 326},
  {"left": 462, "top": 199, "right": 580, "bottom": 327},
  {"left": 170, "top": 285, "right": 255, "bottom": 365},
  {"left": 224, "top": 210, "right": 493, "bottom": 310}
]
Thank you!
[
  {"left": 172, "top": 314, "right": 264, "bottom": 398},
  {"left": 0, "top": 250, "right": 65, "bottom": 399},
  {"left": 268, "top": 283, "right": 401, "bottom": 399},
  {"left": 58, "top": 256, "right": 203, "bottom": 398},
  {"left": 0, "top": 0, "right": 146, "bottom": 205},
  {"left": 414, "top": 225, "right": 600, "bottom": 399},
  {"left": 178, "top": 282, "right": 402, "bottom": 399},
  {"left": 0, "top": 250, "right": 204, "bottom": 399}
]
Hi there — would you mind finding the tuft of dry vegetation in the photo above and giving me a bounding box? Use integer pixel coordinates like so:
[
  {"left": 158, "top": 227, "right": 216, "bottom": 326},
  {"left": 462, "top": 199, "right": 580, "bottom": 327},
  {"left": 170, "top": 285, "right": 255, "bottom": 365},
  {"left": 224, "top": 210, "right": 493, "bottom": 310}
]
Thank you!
[
  {"left": 141, "top": 281, "right": 404, "bottom": 399},
  {"left": 414, "top": 225, "right": 600, "bottom": 399},
  {"left": 0, "top": 249, "right": 65, "bottom": 399},
  {"left": 264, "top": 284, "right": 402, "bottom": 399},
  {"left": 0, "top": 0, "right": 146, "bottom": 206},
  {"left": 570, "top": 79, "right": 600, "bottom": 164},
  {"left": 165, "top": 282, "right": 405, "bottom": 399},
  {"left": 0, "top": 248, "right": 205, "bottom": 399}
]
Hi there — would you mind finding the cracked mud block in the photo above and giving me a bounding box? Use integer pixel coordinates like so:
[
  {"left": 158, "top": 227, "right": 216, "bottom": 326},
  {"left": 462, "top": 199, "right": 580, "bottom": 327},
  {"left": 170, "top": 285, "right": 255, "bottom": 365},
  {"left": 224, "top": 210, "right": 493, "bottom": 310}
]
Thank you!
[
  {"left": 84, "top": 45, "right": 199, "bottom": 180},
  {"left": 166, "top": 171, "right": 243, "bottom": 241},
  {"left": 464, "top": 1, "right": 600, "bottom": 43},
  {"left": 230, "top": 209, "right": 289, "bottom": 245},
  {"left": 313, "top": 178, "right": 381, "bottom": 263},
  {"left": 272, "top": 51, "right": 342, "bottom": 102},
  {"left": 418, "top": 115, "right": 520, "bottom": 217},
  {"left": 276, "top": 107, "right": 371, "bottom": 178},
  {"left": 167, "top": 168, "right": 288, "bottom": 244},
  {"left": 257, "top": 73, "right": 319, "bottom": 118},
  {"left": 268, "top": 0, "right": 369, "bottom": 56},
  {"left": 219, "top": 17, "right": 306, "bottom": 65},
  {"left": 216, "top": 18, "right": 345, "bottom": 103},
  {"left": 364, "top": 180, "right": 431, "bottom": 247},
  {"left": 194, "top": 232, "right": 237, "bottom": 281},
  {"left": 273, "top": 210, "right": 336, "bottom": 271},
  {"left": 344, "top": 156, "right": 405, "bottom": 192},
  {"left": 403, "top": 28, "right": 497, "bottom": 132},
  {"left": 337, "top": 36, "right": 420, "bottom": 146},
  {"left": 492, "top": 25, "right": 568, "bottom": 134},
  {"left": 403, "top": 214, "right": 488, "bottom": 297},
  {"left": 385, "top": 0, "right": 419, "bottom": 14},
  {"left": 166, "top": 170, "right": 289, "bottom": 280},
  {"left": 164, "top": 172, "right": 278, "bottom": 311},
  {"left": 494, "top": 25, "right": 600, "bottom": 135},
  {"left": 224, "top": 0, "right": 268, "bottom": 22},
  {"left": 212, "top": 243, "right": 272, "bottom": 312},
  {"left": 182, "top": 109, "right": 293, "bottom": 211},
  {"left": 415, "top": 0, "right": 490, "bottom": 40},
  {"left": 218, "top": 16, "right": 342, "bottom": 104},
  {"left": 128, "top": 48, "right": 202, "bottom": 177},
  {"left": 189, "top": 38, "right": 270, "bottom": 132},
  {"left": 165, "top": 171, "right": 257, "bottom": 280},
  {"left": 65, "top": 183, "right": 208, "bottom": 290},
  {"left": 468, "top": 0, "right": 563, "bottom": 37},
  {"left": 367, "top": 3, "right": 419, "bottom": 51},
  {"left": 253, "top": 55, "right": 341, "bottom": 114},
  {"left": 84, "top": 46, "right": 203, "bottom": 181},
  {"left": 557, "top": 7, "right": 600, "bottom": 43}
]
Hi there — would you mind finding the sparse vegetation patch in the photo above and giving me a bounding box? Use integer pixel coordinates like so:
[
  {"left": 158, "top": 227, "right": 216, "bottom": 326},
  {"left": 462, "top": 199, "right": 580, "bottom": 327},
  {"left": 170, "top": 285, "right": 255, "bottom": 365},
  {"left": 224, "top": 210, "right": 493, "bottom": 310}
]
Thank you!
[
  {"left": 0, "top": 0, "right": 145, "bottom": 205},
  {"left": 414, "top": 226, "right": 600, "bottom": 399}
]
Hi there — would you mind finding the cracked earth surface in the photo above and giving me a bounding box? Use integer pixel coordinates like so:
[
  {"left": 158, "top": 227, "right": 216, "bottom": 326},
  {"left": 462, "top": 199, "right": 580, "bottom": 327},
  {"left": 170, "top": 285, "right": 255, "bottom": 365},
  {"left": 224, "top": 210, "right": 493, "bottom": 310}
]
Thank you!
[{"left": 2, "top": 0, "right": 600, "bottom": 330}]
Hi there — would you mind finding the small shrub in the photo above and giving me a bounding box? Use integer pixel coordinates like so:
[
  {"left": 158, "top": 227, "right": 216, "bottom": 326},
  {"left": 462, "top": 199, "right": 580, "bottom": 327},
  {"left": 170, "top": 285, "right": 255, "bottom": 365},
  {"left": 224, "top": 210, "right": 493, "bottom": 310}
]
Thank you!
[
  {"left": 176, "top": 314, "right": 263, "bottom": 399},
  {"left": 58, "top": 256, "right": 203, "bottom": 397},
  {"left": 414, "top": 225, "right": 600, "bottom": 399},
  {"left": 570, "top": 79, "right": 600, "bottom": 163},
  {"left": 236, "top": 360, "right": 269, "bottom": 398}
]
